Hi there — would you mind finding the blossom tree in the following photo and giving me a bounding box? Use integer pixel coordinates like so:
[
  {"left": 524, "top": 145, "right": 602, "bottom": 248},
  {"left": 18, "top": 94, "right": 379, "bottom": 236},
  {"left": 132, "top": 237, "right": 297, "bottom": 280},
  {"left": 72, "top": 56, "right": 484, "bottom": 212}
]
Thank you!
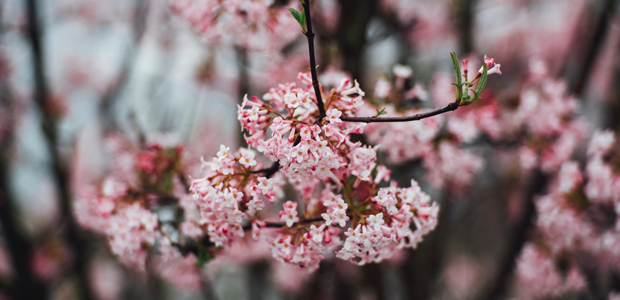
[{"left": 2, "top": 0, "right": 620, "bottom": 299}]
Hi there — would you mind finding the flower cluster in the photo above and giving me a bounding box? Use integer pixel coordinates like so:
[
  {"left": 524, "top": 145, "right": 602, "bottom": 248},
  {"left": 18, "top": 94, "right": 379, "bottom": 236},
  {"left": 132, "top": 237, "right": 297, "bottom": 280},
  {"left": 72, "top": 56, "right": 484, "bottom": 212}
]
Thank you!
[
  {"left": 75, "top": 178, "right": 158, "bottom": 270},
  {"left": 514, "top": 129, "right": 620, "bottom": 297},
  {"left": 337, "top": 181, "right": 438, "bottom": 265},
  {"left": 188, "top": 70, "right": 442, "bottom": 270},
  {"left": 169, "top": 0, "right": 300, "bottom": 50},
  {"left": 190, "top": 146, "right": 286, "bottom": 247},
  {"left": 515, "top": 244, "right": 586, "bottom": 299},
  {"left": 509, "top": 60, "right": 587, "bottom": 173},
  {"left": 358, "top": 60, "right": 501, "bottom": 194},
  {"left": 74, "top": 139, "right": 202, "bottom": 287}
]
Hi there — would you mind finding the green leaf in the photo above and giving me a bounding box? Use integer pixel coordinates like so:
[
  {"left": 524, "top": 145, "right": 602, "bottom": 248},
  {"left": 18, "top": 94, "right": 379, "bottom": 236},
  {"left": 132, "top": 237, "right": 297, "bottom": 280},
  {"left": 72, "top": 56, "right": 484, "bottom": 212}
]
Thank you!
[
  {"left": 288, "top": 8, "right": 306, "bottom": 33},
  {"left": 346, "top": 175, "right": 357, "bottom": 191},
  {"left": 375, "top": 107, "right": 387, "bottom": 117},
  {"left": 195, "top": 241, "right": 214, "bottom": 267},
  {"left": 464, "top": 63, "right": 488, "bottom": 105},
  {"left": 300, "top": 8, "right": 306, "bottom": 32},
  {"left": 288, "top": 8, "right": 302, "bottom": 23},
  {"left": 450, "top": 52, "right": 463, "bottom": 103},
  {"left": 164, "top": 174, "right": 173, "bottom": 192},
  {"left": 474, "top": 63, "right": 488, "bottom": 98}
]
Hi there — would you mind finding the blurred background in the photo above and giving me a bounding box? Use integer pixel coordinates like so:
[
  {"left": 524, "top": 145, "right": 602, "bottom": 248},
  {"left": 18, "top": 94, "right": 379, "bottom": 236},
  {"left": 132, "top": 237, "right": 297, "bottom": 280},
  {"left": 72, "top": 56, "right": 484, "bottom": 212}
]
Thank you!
[{"left": 0, "top": 0, "right": 619, "bottom": 299}]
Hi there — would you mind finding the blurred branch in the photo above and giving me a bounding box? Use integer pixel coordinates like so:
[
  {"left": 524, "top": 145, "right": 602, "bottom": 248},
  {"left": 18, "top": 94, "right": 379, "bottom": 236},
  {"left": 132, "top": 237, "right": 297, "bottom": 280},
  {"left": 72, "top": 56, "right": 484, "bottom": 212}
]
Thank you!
[
  {"left": 454, "top": 0, "right": 476, "bottom": 54},
  {"left": 566, "top": 0, "right": 619, "bottom": 95},
  {"left": 0, "top": 149, "right": 48, "bottom": 300},
  {"left": 481, "top": 168, "right": 548, "bottom": 300},
  {"left": 336, "top": 0, "right": 376, "bottom": 87},
  {"left": 235, "top": 46, "right": 250, "bottom": 148},
  {"left": 25, "top": 0, "right": 94, "bottom": 299},
  {"left": 200, "top": 272, "right": 219, "bottom": 300},
  {"left": 100, "top": 0, "right": 148, "bottom": 133},
  {"left": 604, "top": 41, "right": 620, "bottom": 129}
]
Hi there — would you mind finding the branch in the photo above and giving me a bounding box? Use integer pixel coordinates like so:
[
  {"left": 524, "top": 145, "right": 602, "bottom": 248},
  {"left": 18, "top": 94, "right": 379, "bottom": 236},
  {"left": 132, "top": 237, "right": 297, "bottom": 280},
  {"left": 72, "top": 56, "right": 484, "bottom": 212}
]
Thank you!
[
  {"left": 175, "top": 217, "right": 324, "bottom": 257},
  {"left": 263, "top": 217, "right": 324, "bottom": 228},
  {"left": 455, "top": 0, "right": 476, "bottom": 54},
  {"left": 0, "top": 153, "right": 48, "bottom": 300},
  {"left": 566, "top": 0, "right": 619, "bottom": 95},
  {"left": 99, "top": 0, "right": 147, "bottom": 133},
  {"left": 302, "top": 0, "right": 326, "bottom": 123},
  {"left": 482, "top": 168, "right": 548, "bottom": 300},
  {"left": 249, "top": 135, "right": 303, "bottom": 178},
  {"left": 26, "top": 0, "right": 94, "bottom": 298},
  {"left": 341, "top": 102, "right": 460, "bottom": 123},
  {"left": 250, "top": 161, "right": 281, "bottom": 178}
]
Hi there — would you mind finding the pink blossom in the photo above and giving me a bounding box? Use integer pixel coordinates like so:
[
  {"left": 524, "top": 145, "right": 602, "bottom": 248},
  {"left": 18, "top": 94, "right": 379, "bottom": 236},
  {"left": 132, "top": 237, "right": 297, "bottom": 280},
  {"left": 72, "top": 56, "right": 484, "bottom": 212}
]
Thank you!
[
  {"left": 588, "top": 130, "right": 616, "bottom": 156},
  {"left": 326, "top": 108, "right": 343, "bottom": 124}
]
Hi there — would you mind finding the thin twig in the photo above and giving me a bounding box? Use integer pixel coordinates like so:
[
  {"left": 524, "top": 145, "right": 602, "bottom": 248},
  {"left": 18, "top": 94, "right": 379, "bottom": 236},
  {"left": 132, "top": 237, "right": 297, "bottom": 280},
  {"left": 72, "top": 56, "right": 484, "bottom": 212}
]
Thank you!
[
  {"left": 341, "top": 102, "right": 460, "bottom": 123},
  {"left": 302, "top": 0, "right": 327, "bottom": 123}
]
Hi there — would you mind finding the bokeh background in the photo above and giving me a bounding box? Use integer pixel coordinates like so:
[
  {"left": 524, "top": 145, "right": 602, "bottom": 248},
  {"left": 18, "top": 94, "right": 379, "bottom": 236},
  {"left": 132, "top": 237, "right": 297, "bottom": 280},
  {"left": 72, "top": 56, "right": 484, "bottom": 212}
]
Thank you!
[{"left": 1, "top": 0, "right": 619, "bottom": 299}]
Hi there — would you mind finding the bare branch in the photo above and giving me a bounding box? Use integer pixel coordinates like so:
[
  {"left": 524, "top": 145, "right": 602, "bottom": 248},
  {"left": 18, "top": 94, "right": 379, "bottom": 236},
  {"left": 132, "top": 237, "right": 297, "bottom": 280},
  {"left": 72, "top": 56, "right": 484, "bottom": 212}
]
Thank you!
[
  {"left": 302, "top": 0, "right": 327, "bottom": 123},
  {"left": 341, "top": 102, "right": 460, "bottom": 123}
]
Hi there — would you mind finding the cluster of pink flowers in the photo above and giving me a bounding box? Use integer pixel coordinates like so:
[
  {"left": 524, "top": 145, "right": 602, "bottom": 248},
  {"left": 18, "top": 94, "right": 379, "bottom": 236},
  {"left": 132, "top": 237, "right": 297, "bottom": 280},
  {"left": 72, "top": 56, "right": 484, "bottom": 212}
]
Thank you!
[
  {"left": 189, "top": 145, "right": 286, "bottom": 246},
  {"left": 152, "top": 237, "right": 202, "bottom": 291},
  {"left": 74, "top": 139, "right": 202, "bottom": 288},
  {"left": 515, "top": 244, "right": 586, "bottom": 299},
  {"left": 584, "top": 130, "right": 620, "bottom": 204},
  {"left": 169, "top": 0, "right": 300, "bottom": 50},
  {"left": 237, "top": 72, "right": 369, "bottom": 196},
  {"left": 337, "top": 180, "right": 438, "bottom": 265},
  {"left": 187, "top": 70, "right": 443, "bottom": 270},
  {"left": 510, "top": 60, "right": 587, "bottom": 173},
  {"left": 75, "top": 178, "right": 158, "bottom": 270},
  {"left": 359, "top": 62, "right": 501, "bottom": 194},
  {"left": 514, "top": 129, "right": 620, "bottom": 298}
]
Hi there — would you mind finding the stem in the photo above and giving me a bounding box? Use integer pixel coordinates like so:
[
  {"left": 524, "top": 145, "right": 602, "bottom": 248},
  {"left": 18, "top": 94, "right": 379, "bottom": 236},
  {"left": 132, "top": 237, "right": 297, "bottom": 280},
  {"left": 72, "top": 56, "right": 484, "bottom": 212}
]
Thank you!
[
  {"left": 341, "top": 102, "right": 460, "bottom": 123},
  {"left": 302, "top": 0, "right": 327, "bottom": 123}
]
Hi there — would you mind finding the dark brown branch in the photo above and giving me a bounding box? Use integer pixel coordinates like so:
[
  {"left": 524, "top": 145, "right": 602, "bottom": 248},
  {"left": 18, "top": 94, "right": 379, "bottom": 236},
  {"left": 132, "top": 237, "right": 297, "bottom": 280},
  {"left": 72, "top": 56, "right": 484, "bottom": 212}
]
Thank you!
[
  {"left": 567, "top": 0, "right": 619, "bottom": 95},
  {"left": 235, "top": 46, "right": 250, "bottom": 148},
  {"left": 263, "top": 217, "right": 324, "bottom": 228},
  {"left": 455, "top": 0, "right": 476, "bottom": 54},
  {"left": 302, "top": 0, "right": 326, "bottom": 123},
  {"left": 250, "top": 161, "right": 281, "bottom": 178},
  {"left": 336, "top": 0, "right": 375, "bottom": 87},
  {"left": 482, "top": 169, "right": 548, "bottom": 300},
  {"left": 176, "top": 217, "right": 324, "bottom": 256},
  {"left": 26, "top": 0, "right": 94, "bottom": 299},
  {"left": 0, "top": 151, "right": 48, "bottom": 300},
  {"left": 341, "top": 102, "right": 460, "bottom": 123}
]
